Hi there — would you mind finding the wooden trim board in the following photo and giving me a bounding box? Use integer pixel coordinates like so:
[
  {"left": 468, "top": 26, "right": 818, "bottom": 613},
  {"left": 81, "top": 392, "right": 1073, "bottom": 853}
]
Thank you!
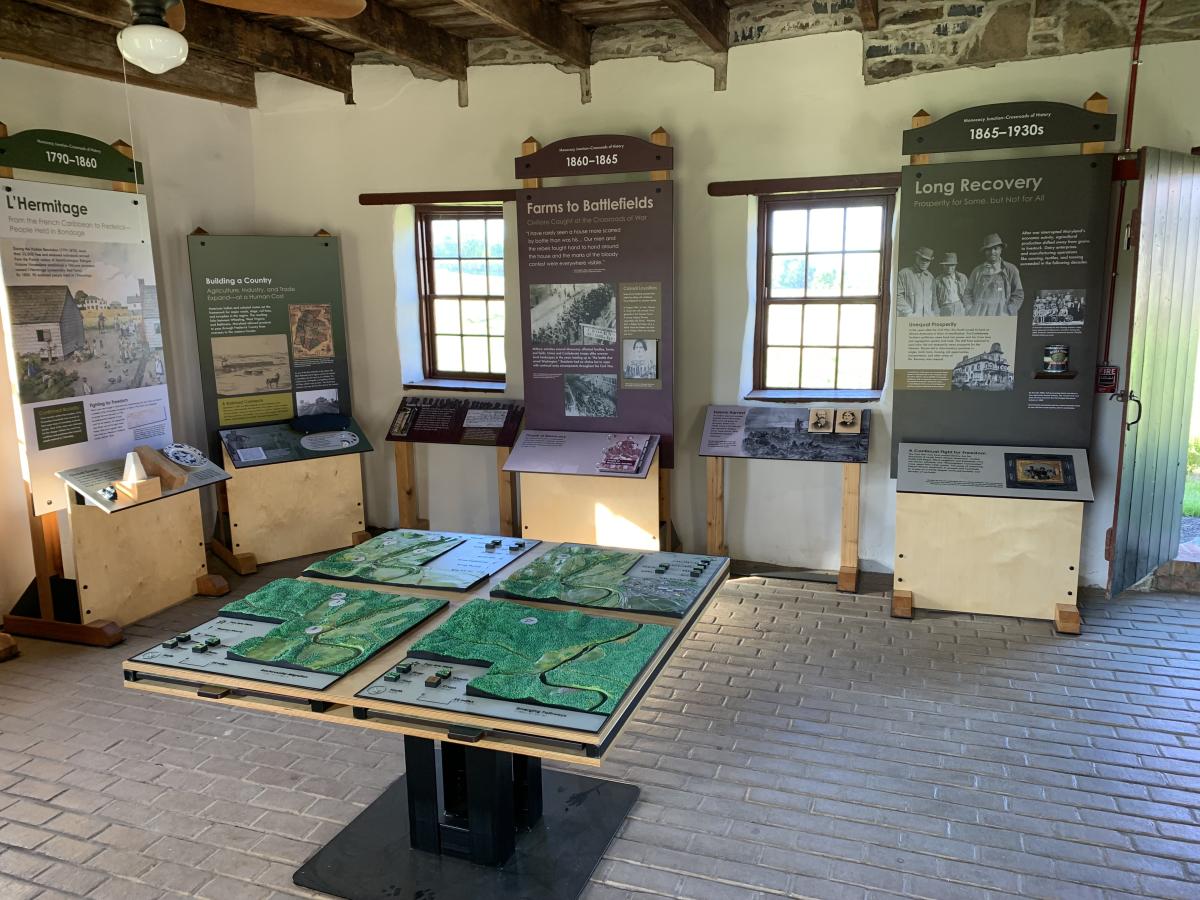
[{"left": 894, "top": 492, "right": 1083, "bottom": 621}]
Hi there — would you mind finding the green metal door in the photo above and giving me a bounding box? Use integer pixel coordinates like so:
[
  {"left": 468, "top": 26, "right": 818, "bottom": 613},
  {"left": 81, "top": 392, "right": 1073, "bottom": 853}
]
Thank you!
[{"left": 1110, "top": 148, "right": 1200, "bottom": 596}]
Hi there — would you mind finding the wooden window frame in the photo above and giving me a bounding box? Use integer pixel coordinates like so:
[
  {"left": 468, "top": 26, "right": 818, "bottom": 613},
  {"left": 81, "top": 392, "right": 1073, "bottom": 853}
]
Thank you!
[
  {"left": 751, "top": 187, "right": 897, "bottom": 401},
  {"left": 415, "top": 204, "right": 505, "bottom": 383}
]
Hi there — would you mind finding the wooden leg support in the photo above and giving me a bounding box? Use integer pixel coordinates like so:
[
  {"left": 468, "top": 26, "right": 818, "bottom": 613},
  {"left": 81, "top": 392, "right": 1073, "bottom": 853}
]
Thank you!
[
  {"left": 2, "top": 615, "right": 123, "bottom": 647},
  {"left": 394, "top": 442, "right": 419, "bottom": 529},
  {"left": 838, "top": 566, "right": 859, "bottom": 593},
  {"left": 891, "top": 590, "right": 914, "bottom": 619},
  {"left": 208, "top": 539, "right": 258, "bottom": 576},
  {"left": 705, "top": 457, "right": 729, "bottom": 557},
  {"left": 1054, "top": 603, "right": 1081, "bottom": 635},
  {"left": 351, "top": 530, "right": 372, "bottom": 546},
  {"left": 838, "top": 463, "right": 861, "bottom": 594},
  {"left": 195, "top": 574, "right": 230, "bottom": 597},
  {"left": 0, "top": 633, "right": 18, "bottom": 662}
]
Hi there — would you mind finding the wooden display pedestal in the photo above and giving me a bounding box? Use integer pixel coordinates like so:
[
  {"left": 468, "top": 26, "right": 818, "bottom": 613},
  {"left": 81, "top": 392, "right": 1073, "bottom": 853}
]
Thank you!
[
  {"left": 5, "top": 488, "right": 227, "bottom": 647},
  {"left": 211, "top": 450, "right": 369, "bottom": 575},
  {"left": 393, "top": 442, "right": 519, "bottom": 537},
  {"left": 893, "top": 492, "right": 1084, "bottom": 633},
  {"left": 519, "top": 452, "right": 662, "bottom": 551}
]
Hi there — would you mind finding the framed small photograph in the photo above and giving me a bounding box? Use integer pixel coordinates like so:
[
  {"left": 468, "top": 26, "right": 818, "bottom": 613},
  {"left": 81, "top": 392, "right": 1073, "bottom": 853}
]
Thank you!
[
  {"left": 834, "top": 409, "right": 862, "bottom": 434},
  {"left": 807, "top": 408, "right": 834, "bottom": 433},
  {"left": 1004, "top": 453, "right": 1077, "bottom": 492}
]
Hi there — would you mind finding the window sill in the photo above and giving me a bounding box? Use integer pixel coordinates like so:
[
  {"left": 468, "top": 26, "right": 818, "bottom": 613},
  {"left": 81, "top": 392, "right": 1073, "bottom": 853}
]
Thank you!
[
  {"left": 404, "top": 379, "right": 507, "bottom": 394},
  {"left": 744, "top": 389, "right": 882, "bottom": 403}
]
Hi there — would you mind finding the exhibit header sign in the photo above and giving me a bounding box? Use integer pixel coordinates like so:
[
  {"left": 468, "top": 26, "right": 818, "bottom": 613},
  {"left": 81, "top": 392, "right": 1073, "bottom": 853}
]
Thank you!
[
  {"left": 515, "top": 134, "right": 673, "bottom": 179},
  {"left": 517, "top": 180, "right": 674, "bottom": 464},
  {"left": 188, "top": 234, "right": 353, "bottom": 438},
  {"left": 891, "top": 154, "right": 1112, "bottom": 459},
  {"left": 0, "top": 178, "right": 173, "bottom": 512},
  {"left": 901, "top": 102, "right": 1117, "bottom": 155},
  {"left": 0, "top": 129, "right": 144, "bottom": 184}
]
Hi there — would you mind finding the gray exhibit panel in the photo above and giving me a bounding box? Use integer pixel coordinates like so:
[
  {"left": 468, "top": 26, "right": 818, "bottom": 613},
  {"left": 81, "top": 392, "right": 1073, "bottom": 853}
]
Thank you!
[
  {"left": 129, "top": 617, "right": 342, "bottom": 690},
  {"left": 357, "top": 658, "right": 608, "bottom": 733},
  {"left": 897, "top": 442, "right": 1093, "bottom": 501}
]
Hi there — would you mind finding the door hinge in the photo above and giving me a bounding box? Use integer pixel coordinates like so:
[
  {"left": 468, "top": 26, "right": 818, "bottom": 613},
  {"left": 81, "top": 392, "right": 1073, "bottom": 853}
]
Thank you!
[{"left": 1104, "top": 527, "right": 1116, "bottom": 562}]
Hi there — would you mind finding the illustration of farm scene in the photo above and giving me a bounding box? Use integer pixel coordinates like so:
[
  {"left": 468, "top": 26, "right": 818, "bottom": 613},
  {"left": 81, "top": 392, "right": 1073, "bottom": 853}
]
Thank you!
[
  {"left": 740, "top": 407, "right": 869, "bottom": 462},
  {"left": 4, "top": 240, "right": 165, "bottom": 403},
  {"left": 211, "top": 334, "right": 292, "bottom": 397},
  {"left": 530, "top": 283, "right": 617, "bottom": 346}
]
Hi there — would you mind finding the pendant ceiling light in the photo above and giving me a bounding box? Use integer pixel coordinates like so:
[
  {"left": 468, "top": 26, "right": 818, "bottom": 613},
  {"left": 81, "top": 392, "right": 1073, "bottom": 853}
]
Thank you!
[{"left": 118, "top": 1, "right": 189, "bottom": 75}]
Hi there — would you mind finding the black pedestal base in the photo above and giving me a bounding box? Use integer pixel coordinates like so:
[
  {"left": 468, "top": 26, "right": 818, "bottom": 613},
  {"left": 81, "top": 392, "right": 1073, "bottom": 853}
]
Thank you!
[{"left": 293, "top": 770, "right": 638, "bottom": 900}]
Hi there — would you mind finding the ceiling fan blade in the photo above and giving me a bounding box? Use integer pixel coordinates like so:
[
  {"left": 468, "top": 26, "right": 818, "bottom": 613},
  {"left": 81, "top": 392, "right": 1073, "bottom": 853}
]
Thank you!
[
  {"left": 164, "top": 0, "right": 186, "bottom": 31},
  {"left": 196, "top": 0, "right": 366, "bottom": 17}
]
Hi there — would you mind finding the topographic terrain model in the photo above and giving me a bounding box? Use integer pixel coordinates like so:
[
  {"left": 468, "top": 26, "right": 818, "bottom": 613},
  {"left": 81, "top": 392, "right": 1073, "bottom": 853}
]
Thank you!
[
  {"left": 408, "top": 599, "right": 669, "bottom": 714},
  {"left": 305, "top": 531, "right": 465, "bottom": 586},
  {"left": 492, "top": 544, "right": 716, "bottom": 617},
  {"left": 228, "top": 589, "right": 446, "bottom": 676},
  {"left": 221, "top": 578, "right": 384, "bottom": 622}
]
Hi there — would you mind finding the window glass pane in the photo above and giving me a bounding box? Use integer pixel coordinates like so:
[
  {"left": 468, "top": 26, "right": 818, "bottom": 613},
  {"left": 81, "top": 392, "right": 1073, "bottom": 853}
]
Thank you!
[
  {"left": 807, "top": 207, "right": 844, "bottom": 252},
  {"left": 770, "top": 255, "right": 806, "bottom": 297},
  {"left": 436, "top": 334, "right": 462, "bottom": 371},
  {"left": 766, "top": 304, "right": 802, "bottom": 346},
  {"left": 802, "top": 304, "right": 839, "bottom": 345},
  {"left": 488, "top": 300, "right": 505, "bottom": 335},
  {"left": 431, "top": 219, "right": 458, "bottom": 258},
  {"left": 490, "top": 336, "right": 506, "bottom": 374},
  {"left": 765, "top": 346, "right": 800, "bottom": 388},
  {"left": 771, "top": 209, "right": 807, "bottom": 254},
  {"left": 806, "top": 254, "right": 843, "bottom": 297},
  {"left": 433, "top": 260, "right": 460, "bottom": 295},
  {"left": 461, "top": 259, "right": 487, "bottom": 295},
  {"left": 459, "top": 219, "right": 486, "bottom": 257},
  {"left": 842, "top": 252, "right": 881, "bottom": 295},
  {"left": 837, "top": 348, "right": 874, "bottom": 388},
  {"left": 800, "top": 347, "right": 837, "bottom": 389},
  {"left": 434, "top": 298, "right": 460, "bottom": 334},
  {"left": 845, "top": 205, "right": 883, "bottom": 251},
  {"left": 461, "top": 299, "right": 489, "bottom": 335},
  {"left": 486, "top": 218, "right": 504, "bottom": 257},
  {"left": 839, "top": 304, "right": 877, "bottom": 346},
  {"left": 487, "top": 259, "right": 505, "bottom": 296},
  {"left": 462, "top": 335, "right": 490, "bottom": 372}
]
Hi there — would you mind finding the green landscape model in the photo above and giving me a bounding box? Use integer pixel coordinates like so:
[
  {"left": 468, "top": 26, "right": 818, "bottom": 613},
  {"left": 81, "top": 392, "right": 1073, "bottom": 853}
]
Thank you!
[
  {"left": 305, "top": 531, "right": 465, "bottom": 585},
  {"left": 408, "top": 599, "right": 670, "bottom": 714},
  {"left": 228, "top": 591, "right": 447, "bottom": 676},
  {"left": 220, "top": 578, "right": 390, "bottom": 622}
]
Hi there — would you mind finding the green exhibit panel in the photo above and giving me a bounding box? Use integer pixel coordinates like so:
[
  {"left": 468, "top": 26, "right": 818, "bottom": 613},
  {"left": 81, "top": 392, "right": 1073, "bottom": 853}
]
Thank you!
[{"left": 491, "top": 543, "right": 721, "bottom": 617}]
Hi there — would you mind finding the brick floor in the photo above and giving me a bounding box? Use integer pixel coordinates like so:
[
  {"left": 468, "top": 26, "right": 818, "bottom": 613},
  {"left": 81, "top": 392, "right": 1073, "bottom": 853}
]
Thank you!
[{"left": 2, "top": 557, "right": 1200, "bottom": 899}]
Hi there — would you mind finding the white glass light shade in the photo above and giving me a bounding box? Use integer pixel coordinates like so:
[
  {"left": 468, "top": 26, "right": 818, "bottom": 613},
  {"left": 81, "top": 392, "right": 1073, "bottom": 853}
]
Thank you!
[{"left": 117, "top": 24, "right": 189, "bottom": 74}]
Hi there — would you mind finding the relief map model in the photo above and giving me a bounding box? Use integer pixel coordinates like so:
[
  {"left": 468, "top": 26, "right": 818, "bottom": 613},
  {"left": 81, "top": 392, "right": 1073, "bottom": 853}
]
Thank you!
[
  {"left": 408, "top": 599, "right": 669, "bottom": 715},
  {"left": 304, "top": 531, "right": 465, "bottom": 587},
  {"left": 222, "top": 578, "right": 446, "bottom": 676},
  {"left": 491, "top": 544, "right": 716, "bottom": 618}
]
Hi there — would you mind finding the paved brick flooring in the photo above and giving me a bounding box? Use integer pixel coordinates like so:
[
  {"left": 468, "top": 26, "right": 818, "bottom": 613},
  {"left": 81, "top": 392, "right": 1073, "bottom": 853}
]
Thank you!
[{"left": 2, "top": 559, "right": 1200, "bottom": 899}]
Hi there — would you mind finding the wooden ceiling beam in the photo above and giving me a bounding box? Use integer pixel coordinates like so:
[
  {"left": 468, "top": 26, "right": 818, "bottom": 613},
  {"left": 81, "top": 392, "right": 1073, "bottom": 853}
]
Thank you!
[
  {"left": 856, "top": 0, "right": 879, "bottom": 31},
  {"left": 300, "top": 5, "right": 467, "bottom": 81},
  {"left": 25, "top": 0, "right": 353, "bottom": 98},
  {"left": 662, "top": 0, "right": 728, "bottom": 53},
  {"left": 448, "top": 0, "right": 590, "bottom": 69},
  {"left": 0, "top": 0, "right": 256, "bottom": 107}
]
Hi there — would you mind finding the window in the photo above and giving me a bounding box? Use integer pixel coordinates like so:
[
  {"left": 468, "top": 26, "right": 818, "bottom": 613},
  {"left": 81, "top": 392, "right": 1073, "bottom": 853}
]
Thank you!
[
  {"left": 416, "top": 205, "right": 506, "bottom": 381},
  {"left": 753, "top": 190, "right": 895, "bottom": 397}
]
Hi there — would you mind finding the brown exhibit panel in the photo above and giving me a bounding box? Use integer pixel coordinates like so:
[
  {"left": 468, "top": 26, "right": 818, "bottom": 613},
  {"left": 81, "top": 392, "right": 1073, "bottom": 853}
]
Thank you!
[
  {"left": 894, "top": 492, "right": 1083, "bottom": 622},
  {"left": 519, "top": 452, "right": 661, "bottom": 551},
  {"left": 219, "top": 449, "right": 366, "bottom": 566},
  {"left": 69, "top": 489, "right": 210, "bottom": 626}
]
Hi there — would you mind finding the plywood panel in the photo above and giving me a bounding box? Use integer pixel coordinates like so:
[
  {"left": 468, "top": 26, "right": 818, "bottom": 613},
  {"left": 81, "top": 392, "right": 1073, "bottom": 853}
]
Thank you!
[
  {"left": 69, "top": 491, "right": 208, "bottom": 626},
  {"left": 224, "top": 450, "right": 365, "bottom": 564},
  {"left": 895, "top": 493, "right": 1083, "bottom": 620},
  {"left": 519, "top": 453, "right": 660, "bottom": 551}
]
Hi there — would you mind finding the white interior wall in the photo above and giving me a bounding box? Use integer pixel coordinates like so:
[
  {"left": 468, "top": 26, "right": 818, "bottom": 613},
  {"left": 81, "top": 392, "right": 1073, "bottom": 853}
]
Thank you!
[
  {"left": 250, "top": 34, "right": 1200, "bottom": 586},
  {"left": 0, "top": 60, "right": 256, "bottom": 613}
]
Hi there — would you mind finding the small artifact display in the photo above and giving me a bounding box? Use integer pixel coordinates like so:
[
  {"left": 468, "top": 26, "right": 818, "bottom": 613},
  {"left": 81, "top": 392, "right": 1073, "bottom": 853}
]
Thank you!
[
  {"left": 1005, "top": 453, "right": 1078, "bottom": 492},
  {"left": 503, "top": 430, "right": 659, "bottom": 479},
  {"left": 405, "top": 599, "right": 669, "bottom": 716},
  {"left": 597, "top": 434, "right": 655, "bottom": 474},
  {"left": 162, "top": 442, "right": 208, "bottom": 468},
  {"left": 219, "top": 419, "right": 371, "bottom": 468},
  {"left": 57, "top": 452, "right": 229, "bottom": 514},
  {"left": 492, "top": 544, "right": 721, "bottom": 618},
  {"left": 305, "top": 530, "right": 541, "bottom": 592},
  {"left": 699, "top": 406, "right": 871, "bottom": 463}
]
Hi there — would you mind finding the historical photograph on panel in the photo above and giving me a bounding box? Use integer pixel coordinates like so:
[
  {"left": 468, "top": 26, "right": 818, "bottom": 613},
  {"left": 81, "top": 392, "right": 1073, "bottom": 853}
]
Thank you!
[
  {"left": 835, "top": 409, "right": 862, "bottom": 434},
  {"left": 737, "top": 407, "right": 868, "bottom": 461},
  {"left": 296, "top": 387, "right": 339, "bottom": 417},
  {"left": 211, "top": 334, "right": 292, "bottom": 396},
  {"left": 4, "top": 244, "right": 165, "bottom": 403},
  {"left": 288, "top": 303, "right": 335, "bottom": 358},
  {"left": 951, "top": 340, "right": 1015, "bottom": 391},
  {"left": 898, "top": 235, "right": 1024, "bottom": 318},
  {"left": 564, "top": 373, "right": 617, "bottom": 417},
  {"left": 1032, "top": 289, "right": 1086, "bottom": 326},
  {"left": 622, "top": 338, "right": 658, "bottom": 380},
  {"left": 530, "top": 283, "right": 617, "bottom": 346},
  {"left": 1004, "top": 452, "right": 1078, "bottom": 492},
  {"left": 807, "top": 408, "right": 834, "bottom": 433}
]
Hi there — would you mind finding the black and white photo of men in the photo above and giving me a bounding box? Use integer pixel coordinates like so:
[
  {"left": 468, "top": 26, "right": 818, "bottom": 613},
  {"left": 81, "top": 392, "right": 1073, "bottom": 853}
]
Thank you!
[
  {"left": 934, "top": 251, "right": 969, "bottom": 316},
  {"left": 530, "top": 283, "right": 617, "bottom": 346},
  {"left": 622, "top": 338, "right": 658, "bottom": 379},
  {"left": 967, "top": 234, "right": 1024, "bottom": 316},
  {"left": 896, "top": 246, "right": 936, "bottom": 317},
  {"left": 564, "top": 374, "right": 617, "bottom": 417},
  {"left": 1033, "top": 289, "right": 1086, "bottom": 326}
]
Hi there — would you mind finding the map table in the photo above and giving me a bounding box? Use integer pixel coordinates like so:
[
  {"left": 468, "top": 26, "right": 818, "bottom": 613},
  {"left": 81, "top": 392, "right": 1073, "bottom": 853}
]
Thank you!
[{"left": 122, "top": 536, "right": 728, "bottom": 900}]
